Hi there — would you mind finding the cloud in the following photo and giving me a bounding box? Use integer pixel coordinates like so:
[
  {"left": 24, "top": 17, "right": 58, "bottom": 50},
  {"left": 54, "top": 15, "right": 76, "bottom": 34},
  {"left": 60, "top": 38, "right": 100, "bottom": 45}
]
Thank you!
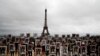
[{"left": 0, "top": 0, "right": 100, "bottom": 35}]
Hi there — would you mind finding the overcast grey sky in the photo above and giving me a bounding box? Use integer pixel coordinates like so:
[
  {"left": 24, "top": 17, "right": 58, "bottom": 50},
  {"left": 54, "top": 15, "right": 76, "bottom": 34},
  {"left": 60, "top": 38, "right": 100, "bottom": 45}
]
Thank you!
[{"left": 0, "top": 0, "right": 100, "bottom": 35}]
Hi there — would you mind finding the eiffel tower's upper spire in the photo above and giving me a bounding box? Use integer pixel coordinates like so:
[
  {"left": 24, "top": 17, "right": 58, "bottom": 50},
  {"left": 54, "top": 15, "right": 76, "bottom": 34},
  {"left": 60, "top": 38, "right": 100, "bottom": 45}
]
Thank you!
[
  {"left": 41, "top": 9, "right": 50, "bottom": 36},
  {"left": 45, "top": 9, "right": 47, "bottom": 27}
]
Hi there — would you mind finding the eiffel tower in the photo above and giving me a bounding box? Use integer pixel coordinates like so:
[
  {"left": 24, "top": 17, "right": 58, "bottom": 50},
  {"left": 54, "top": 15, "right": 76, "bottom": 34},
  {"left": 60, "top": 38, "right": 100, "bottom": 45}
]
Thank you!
[{"left": 41, "top": 9, "right": 50, "bottom": 36}]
